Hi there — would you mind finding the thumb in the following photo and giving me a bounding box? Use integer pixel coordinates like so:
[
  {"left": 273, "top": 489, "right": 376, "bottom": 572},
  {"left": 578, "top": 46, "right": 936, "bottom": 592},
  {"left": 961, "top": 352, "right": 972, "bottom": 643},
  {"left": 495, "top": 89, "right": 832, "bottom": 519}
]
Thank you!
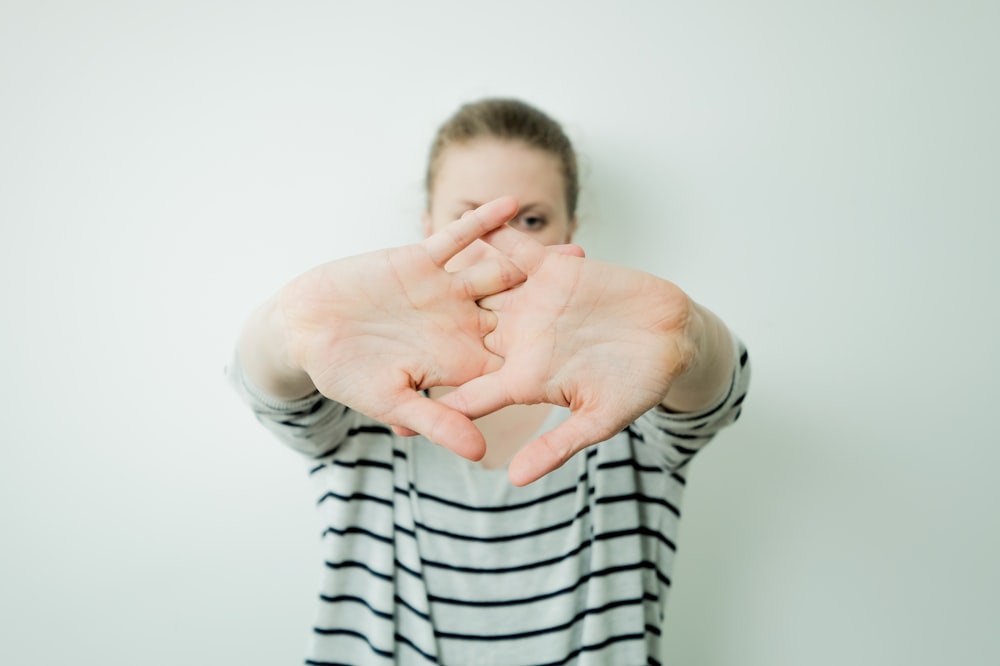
[
  {"left": 507, "top": 412, "right": 617, "bottom": 486},
  {"left": 436, "top": 372, "right": 514, "bottom": 421},
  {"left": 388, "top": 392, "right": 487, "bottom": 461}
]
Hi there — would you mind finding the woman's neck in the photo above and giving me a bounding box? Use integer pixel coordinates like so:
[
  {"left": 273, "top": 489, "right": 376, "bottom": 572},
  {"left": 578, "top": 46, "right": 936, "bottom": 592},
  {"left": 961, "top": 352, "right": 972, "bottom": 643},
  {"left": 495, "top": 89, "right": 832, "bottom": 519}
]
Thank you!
[{"left": 428, "top": 387, "right": 553, "bottom": 469}]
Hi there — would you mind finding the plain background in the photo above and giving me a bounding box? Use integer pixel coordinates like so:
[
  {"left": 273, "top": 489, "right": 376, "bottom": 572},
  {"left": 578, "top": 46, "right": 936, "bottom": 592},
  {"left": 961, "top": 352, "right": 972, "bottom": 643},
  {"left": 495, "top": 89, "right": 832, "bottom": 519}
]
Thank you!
[{"left": 2, "top": 1, "right": 998, "bottom": 664}]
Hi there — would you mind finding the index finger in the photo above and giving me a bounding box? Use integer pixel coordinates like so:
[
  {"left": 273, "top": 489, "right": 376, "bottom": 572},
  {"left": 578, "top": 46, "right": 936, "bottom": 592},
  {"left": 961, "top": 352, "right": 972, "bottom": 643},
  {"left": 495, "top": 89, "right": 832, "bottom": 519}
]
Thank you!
[
  {"left": 479, "top": 221, "right": 550, "bottom": 275},
  {"left": 388, "top": 391, "right": 487, "bottom": 462},
  {"left": 422, "top": 196, "right": 519, "bottom": 266},
  {"left": 507, "top": 415, "right": 614, "bottom": 486}
]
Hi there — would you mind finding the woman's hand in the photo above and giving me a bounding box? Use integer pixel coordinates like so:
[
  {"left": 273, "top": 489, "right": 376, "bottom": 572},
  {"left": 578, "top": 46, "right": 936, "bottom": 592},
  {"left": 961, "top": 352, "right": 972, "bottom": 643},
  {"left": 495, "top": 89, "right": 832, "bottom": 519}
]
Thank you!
[
  {"left": 240, "top": 197, "right": 526, "bottom": 461},
  {"left": 438, "top": 222, "right": 705, "bottom": 485}
]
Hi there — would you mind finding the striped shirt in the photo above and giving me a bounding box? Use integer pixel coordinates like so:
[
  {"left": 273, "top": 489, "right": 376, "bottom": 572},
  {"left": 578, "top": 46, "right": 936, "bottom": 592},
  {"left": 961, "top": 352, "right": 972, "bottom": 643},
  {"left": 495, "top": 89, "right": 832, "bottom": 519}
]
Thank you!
[{"left": 229, "top": 341, "right": 749, "bottom": 665}]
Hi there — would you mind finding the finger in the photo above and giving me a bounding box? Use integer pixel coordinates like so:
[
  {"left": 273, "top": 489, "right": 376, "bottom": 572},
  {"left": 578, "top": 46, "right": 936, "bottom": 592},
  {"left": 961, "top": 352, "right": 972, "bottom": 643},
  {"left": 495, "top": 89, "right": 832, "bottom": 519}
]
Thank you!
[
  {"left": 475, "top": 288, "right": 514, "bottom": 313},
  {"left": 507, "top": 414, "right": 616, "bottom": 486},
  {"left": 476, "top": 311, "right": 509, "bottom": 371},
  {"left": 480, "top": 222, "right": 549, "bottom": 274},
  {"left": 389, "top": 392, "right": 487, "bottom": 461},
  {"left": 456, "top": 255, "right": 527, "bottom": 300},
  {"left": 479, "top": 348, "right": 506, "bottom": 375},
  {"left": 478, "top": 307, "right": 498, "bottom": 337},
  {"left": 436, "top": 372, "right": 514, "bottom": 422},
  {"left": 391, "top": 424, "right": 418, "bottom": 437},
  {"left": 422, "top": 197, "right": 519, "bottom": 267},
  {"left": 547, "top": 243, "right": 586, "bottom": 258},
  {"left": 482, "top": 328, "right": 502, "bottom": 356}
]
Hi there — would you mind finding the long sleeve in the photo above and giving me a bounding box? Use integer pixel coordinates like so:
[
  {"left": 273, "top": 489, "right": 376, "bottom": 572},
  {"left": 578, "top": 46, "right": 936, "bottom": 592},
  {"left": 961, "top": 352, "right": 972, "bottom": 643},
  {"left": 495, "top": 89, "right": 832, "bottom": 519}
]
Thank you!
[
  {"left": 226, "top": 351, "right": 365, "bottom": 459},
  {"left": 630, "top": 335, "right": 751, "bottom": 472}
]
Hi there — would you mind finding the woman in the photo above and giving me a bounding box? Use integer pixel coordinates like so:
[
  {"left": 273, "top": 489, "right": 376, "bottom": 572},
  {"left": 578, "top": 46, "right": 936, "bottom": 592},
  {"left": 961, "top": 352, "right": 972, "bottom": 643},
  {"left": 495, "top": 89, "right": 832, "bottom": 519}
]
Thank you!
[{"left": 231, "top": 98, "right": 750, "bottom": 665}]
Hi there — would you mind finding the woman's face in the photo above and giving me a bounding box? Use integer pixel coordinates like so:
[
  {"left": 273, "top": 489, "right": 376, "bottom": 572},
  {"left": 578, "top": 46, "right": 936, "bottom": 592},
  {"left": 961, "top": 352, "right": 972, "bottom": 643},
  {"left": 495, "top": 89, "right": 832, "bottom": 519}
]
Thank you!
[{"left": 424, "top": 138, "right": 576, "bottom": 270}]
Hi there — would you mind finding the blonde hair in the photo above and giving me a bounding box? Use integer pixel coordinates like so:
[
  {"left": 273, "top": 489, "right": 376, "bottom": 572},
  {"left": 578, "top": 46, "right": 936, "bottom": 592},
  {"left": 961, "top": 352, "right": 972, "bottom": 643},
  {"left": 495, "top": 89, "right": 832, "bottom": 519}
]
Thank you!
[{"left": 426, "top": 98, "right": 580, "bottom": 217}]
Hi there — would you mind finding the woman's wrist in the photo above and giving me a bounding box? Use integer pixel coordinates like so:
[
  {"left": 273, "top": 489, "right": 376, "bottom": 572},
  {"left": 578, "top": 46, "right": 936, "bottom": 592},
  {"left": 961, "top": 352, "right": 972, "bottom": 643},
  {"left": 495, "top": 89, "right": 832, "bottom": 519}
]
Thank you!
[
  {"left": 660, "top": 302, "right": 735, "bottom": 414},
  {"left": 238, "top": 292, "right": 317, "bottom": 401}
]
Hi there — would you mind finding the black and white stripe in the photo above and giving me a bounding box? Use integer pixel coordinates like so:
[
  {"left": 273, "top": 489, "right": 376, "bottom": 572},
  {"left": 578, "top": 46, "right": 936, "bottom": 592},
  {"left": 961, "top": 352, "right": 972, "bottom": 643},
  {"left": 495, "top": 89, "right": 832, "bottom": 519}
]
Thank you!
[{"left": 229, "top": 340, "right": 750, "bottom": 665}]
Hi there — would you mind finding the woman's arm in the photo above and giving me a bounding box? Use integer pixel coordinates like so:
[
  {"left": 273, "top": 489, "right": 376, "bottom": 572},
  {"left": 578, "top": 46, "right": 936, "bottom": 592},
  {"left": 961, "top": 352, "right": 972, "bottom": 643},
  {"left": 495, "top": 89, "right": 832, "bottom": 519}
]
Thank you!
[{"left": 233, "top": 197, "right": 527, "bottom": 460}]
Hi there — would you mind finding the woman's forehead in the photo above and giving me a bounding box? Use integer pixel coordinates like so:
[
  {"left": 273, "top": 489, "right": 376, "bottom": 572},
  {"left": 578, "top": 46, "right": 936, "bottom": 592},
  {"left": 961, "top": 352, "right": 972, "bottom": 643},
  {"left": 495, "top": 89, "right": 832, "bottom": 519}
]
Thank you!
[{"left": 432, "top": 139, "right": 565, "bottom": 204}]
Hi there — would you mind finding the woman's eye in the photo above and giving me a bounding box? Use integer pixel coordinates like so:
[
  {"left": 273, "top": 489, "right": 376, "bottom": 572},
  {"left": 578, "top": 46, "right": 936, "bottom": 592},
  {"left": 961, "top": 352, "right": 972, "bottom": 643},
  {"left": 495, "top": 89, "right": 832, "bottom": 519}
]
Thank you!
[{"left": 513, "top": 215, "right": 547, "bottom": 231}]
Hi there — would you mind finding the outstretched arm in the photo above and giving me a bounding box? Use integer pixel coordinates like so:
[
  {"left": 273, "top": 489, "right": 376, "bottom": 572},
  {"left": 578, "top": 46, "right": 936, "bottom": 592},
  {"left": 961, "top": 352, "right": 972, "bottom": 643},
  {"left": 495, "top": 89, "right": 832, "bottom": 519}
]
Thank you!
[{"left": 237, "top": 197, "right": 526, "bottom": 461}]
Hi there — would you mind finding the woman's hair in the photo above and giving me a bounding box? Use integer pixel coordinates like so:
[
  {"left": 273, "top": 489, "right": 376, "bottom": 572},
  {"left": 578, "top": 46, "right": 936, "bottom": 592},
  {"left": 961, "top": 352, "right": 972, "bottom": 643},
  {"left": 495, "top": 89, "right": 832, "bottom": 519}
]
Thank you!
[{"left": 425, "top": 98, "right": 580, "bottom": 217}]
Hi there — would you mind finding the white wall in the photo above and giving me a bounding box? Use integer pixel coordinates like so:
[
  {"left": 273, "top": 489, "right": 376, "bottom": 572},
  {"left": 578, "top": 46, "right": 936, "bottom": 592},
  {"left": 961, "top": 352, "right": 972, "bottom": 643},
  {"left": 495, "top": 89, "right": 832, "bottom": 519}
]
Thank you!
[{"left": 2, "top": 1, "right": 997, "bottom": 664}]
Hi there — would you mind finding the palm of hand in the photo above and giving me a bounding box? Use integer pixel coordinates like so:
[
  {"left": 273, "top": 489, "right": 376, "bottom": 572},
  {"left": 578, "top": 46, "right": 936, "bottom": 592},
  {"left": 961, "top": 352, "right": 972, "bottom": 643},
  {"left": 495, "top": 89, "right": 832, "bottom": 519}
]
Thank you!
[
  {"left": 443, "top": 227, "right": 696, "bottom": 485},
  {"left": 281, "top": 199, "right": 525, "bottom": 460}
]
